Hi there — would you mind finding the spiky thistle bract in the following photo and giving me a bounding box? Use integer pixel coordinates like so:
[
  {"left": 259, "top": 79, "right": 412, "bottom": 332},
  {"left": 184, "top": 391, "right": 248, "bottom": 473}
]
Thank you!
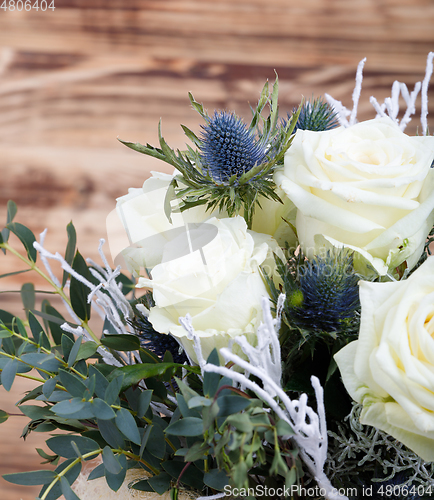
[
  {"left": 285, "top": 96, "right": 339, "bottom": 133},
  {"left": 290, "top": 250, "right": 360, "bottom": 333},
  {"left": 118, "top": 76, "right": 301, "bottom": 229},
  {"left": 130, "top": 316, "right": 187, "bottom": 364},
  {"left": 129, "top": 295, "right": 187, "bottom": 364},
  {"left": 199, "top": 111, "right": 268, "bottom": 183},
  {"left": 266, "top": 248, "right": 361, "bottom": 368}
]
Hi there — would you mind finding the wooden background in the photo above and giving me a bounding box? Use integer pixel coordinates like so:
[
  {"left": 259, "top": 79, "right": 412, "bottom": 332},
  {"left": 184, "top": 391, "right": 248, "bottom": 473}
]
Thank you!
[{"left": 0, "top": 1, "right": 433, "bottom": 498}]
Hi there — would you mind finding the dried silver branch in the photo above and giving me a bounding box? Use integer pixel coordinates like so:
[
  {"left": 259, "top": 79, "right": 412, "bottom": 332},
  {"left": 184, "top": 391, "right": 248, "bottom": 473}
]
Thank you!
[{"left": 326, "top": 52, "right": 434, "bottom": 132}]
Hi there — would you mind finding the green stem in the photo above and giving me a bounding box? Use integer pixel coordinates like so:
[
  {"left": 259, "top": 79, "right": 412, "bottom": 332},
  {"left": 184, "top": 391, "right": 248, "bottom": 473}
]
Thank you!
[
  {"left": 115, "top": 449, "right": 160, "bottom": 475},
  {"left": 40, "top": 449, "right": 102, "bottom": 500},
  {"left": 0, "top": 241, "right": 101, "bottom": 344}
]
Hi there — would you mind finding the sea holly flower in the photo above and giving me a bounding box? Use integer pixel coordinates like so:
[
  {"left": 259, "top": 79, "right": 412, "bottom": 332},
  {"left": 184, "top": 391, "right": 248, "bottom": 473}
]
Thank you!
[
  {"left": 285, "top": 96, "right": 339, "bottom": 133},
  {"left": 199, "top": 111, "right": 268, "bottom": 183},
  {"left": 290, "top": 250, "right": 360, "bottom": 334},
  {"left": 119, "top": 76, "right": 301, "bottom": 229},
  {"left": 130, "top": 315, "right": 187, "bottom": 364}
]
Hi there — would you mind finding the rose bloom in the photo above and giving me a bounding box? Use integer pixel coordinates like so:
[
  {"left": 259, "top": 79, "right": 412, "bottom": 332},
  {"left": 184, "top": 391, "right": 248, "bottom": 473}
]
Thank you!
[
  {"left": 335, "top": 257, "right": 434, "bottom": 461},
  {"left": 275, "top": 117, "right": 434, "bottom": 276},
  {"left": 137, "top": 216, "right": 279, "bottom": 363},
  {"left": 115, "top": 171, "right": 295, "bottom": 276},
  {"left": 115, "top": 171, "right": 215, "bottom": 276}
]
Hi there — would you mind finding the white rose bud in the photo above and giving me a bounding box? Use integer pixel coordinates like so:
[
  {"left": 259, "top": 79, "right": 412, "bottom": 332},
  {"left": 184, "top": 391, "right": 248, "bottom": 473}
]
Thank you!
[
  {"left": 275, "top": 117, "right": 434, "bottom": 276},
  {"left": 335, "top": 256, "right": 434, "bottom": 461}
]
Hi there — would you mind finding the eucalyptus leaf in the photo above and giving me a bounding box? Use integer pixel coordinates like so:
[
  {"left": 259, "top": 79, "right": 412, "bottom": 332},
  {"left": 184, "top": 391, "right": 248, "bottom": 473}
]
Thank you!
[
  {"left": 217, "top": 395, "right": 250, "bottom": 417},
  {"left": 139, "top": 425, "right": 153, "bottom": 458},
  {"left": 51, "top": 398, "right": 86, "bottom": 416},
  {"left": 3, "top": 469, "right": 57, "bottom": 485},
  {"left": 102, "top": 446, "right": 122, "bottom": 474},
  {"left": 108, "top": 362, "right": 198, "bottom": 393},
  {"left": 0, "top": 409, "right": 9, "bottom": 423},
  {"left": 162, "top": 461, "right": 204, "bottom": 489},
  {"left": 46, "top": 435, "right": 100, "bottom": 459},
  {"left": 165, "top": 417, "right": 203, "bottom": 437},
  {"left": 115, "top": 407, "right": 141, "bottom": 445},
  {"left": 148, "top": 471, "right": 172, "bottom": 495},
  {"left": 276, "top": 418, "right": 295, "bottom": 436},
  {"left": 88, "top": 462, "right": 105, "bottom": 480},
  {"left": 20, "top": 353, "right": 62, "bottom": 372},
  {"left": 105, "top": 452, "right": 127, "bottom": 492},
  {"left": 104, "top": 374, "right": 124, "bottom": 406},
  {"left": 67, "top": 336, "right": 82, "bottom": 367},
  {"left": 76, "top": 341, "right": 98, "bottom": 362},
  {"left": 90, "top": 398, "right": 116, "bottom": 420},
  {"left": 38, "top": 457, "right": 82, "bottom": 500},
  {"left": 88, "top": 364, "right": 109, "bottom": 399},
  {"left": 203, "top": 348, "right": 221, "bottom": 397},
  {"left": 60, "top": 476, "right": 81, "bottom": 500},
  {"left": 1, "top": 358, "right": 18, "bottom": 391},
  {"left": 97, "top": 419, "right": 126, "bottom": 449},
  {"left": 100, "top": 333, "right": 140, "bottom": 352},
  {"left": 1, "top": 199, "right": 17, "bottom": 244},
  {"left": 6, "top": 222, "right": 37, "bottom": 262},
  {"left": 42, "top": 377, "right": 58, "bottom": 399},
  {"left": 203, "top": 469, "right": 229, "bottom": 490},
  {"left": 0, "top": 310, "right": 15, "bottom": 330},
  {"left": 58, "top": 369, "right": 88, "bottom": 398},
  {"left": 145, "top": 422, "right": 165, "bottom": 459},
  {"left": 70, "top": 251, "right": 93, "bottom": 321},
  {"left": 20, "top": 283, "right": 35, "bottom": 317},
  {"left": 137, "top": 389, "right": 153, "bottom": 418},
  {"left": 62, "top": 222, "right": 77, "bottom": 287},
  {"left": 28, "top": 312, "right": 50, "bottom": 350}
]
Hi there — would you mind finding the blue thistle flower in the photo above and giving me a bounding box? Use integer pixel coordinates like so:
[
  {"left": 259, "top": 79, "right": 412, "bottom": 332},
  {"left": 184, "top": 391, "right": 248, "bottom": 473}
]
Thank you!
[
  {"left": 199, "top": 111, "right": 268, "bottom": 183},
  {"left": 130, "top": 316, "right": 187, "bottom": 364},
  {"left": 286, "top": 97, "right": 339, "bottom": 133},
  {"left": 289, "top": 250, "right": 360, "bottom": 333}
]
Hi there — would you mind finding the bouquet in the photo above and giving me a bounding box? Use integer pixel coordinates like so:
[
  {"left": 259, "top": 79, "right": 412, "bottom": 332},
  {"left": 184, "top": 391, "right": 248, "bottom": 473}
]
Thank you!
[{"left": 1, "top": 52, "right": 434, "bottom": 500}]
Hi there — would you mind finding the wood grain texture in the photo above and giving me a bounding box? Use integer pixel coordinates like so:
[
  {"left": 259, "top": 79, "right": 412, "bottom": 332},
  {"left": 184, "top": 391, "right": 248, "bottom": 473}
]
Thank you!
[{"left": 0, "top": 1, "right": 433, "bottom": 498}]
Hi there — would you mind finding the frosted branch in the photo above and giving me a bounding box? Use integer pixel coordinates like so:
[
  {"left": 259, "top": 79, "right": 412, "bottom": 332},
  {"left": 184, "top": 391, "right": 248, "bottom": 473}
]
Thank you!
[
  {"left": 421, "top": 52, "right": 434, "bottom": 135},
  {"left": 324, "top": 94, "right": 350, "bottom": 127},
  {"left": 33, "top": 235, "right": 140, "bottom": 366},
  {"left": 349, "top": 58, "right": 366, "bottom": 125},
  {"left": 327, "top": 53, "right": 432, "bottom": 132}
]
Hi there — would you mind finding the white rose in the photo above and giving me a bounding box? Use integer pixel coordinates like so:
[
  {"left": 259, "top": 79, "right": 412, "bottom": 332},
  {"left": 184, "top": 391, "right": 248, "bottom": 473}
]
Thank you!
[
  {"left": 334, "top": 257, "right": 434, "bottom": 461},
  {"left": 115, "top": 171, "right": 218, "bottom": 276},
  {"left": 137, "top": 216, "right": 279, "bottom": 363},
  {"left": 275, "top": 117, "right": 434, "bottom": 276}
]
